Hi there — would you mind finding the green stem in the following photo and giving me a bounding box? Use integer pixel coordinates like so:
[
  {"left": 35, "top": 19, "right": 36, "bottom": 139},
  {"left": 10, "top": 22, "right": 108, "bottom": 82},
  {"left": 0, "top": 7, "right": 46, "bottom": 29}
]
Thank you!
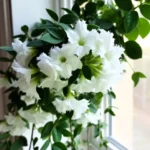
[
  {"left": 28, "top": 124, "right": 35, "bottom": 150},
  {"left": 69, "top": 118, "right": 75, "bottom": 150}
]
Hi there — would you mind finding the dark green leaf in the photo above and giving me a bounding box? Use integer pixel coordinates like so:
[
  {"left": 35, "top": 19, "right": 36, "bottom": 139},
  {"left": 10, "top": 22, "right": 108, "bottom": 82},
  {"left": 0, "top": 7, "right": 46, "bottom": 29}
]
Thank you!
[
  {"left": 41, "top": 139, "right": 50, "bottom": 150},
  {"left": 115, "top": 0, "right": 133, "bottom": 11},
  {"left": 41, "top": 121, "right": 53, "bottom": 138},
  {"left": 68, "top": 69, "right": 80, "bottom": 85},
  {"left": 0, "top": 46, "right": 14, "bottom": 51},
  {"left": 63, "top": 86, "right": 69, "bottom": 97},
  {"left": 95, "top": 19, "right": 113, "bottom": 29},
  {"left": 124, "top": 11, "right": 139, "bottom": 33},
  {"left": 132, "top": 72, "right": 146, "bottom": 87},
  {"left": 94, "top": 125, "right": 100, "bottom": 138},
  {"left": 52, "top": 142, "right": 67, "bottom": 150},
  {"left": 27, "top": 40, "right": 44, "bottom": 47},
  {"left": 52, "top": 128, "right": 62, "bottom": 142},
  {"left": 125, "top": 41, "right": 142, "bottom": 59},
  {"left": 11, "top": 136, "right": 27, "bottom": 150},
  {"left": 31, "top": 29, "right": 45, "bottom": 37},
  {"left": 87, "top": 24, "right": 99, "bottom": 31},
  {"left": 108, "top": 91, "right": 116, "bottom": 99},
  {"left": 82, "top": 65, "right": 92, "bottom": 80},
  {"left": 125, "top": 26, "right": 139, "bottom": 40},
  {"left": 138, "top": 18, "right": 150, "bottom": 38},
  {"left": 72, "top": 3, "right": 80, "bottom": 16},
  {"left": 21, "top": 25, "right": 29, "bottom": 33},
  {"left": 33, "top": 137, "right": 38, "bottom": 146},
  {"left": 88, "top": 104, "right": 97, "bottom": 113},
  {"left": 60, "top": 14, "right": 78, "bottom": 24},
  {"left": 0, "top": 142, "right": 6, "bottom": 149},
  {"left": 62, "top": 8, "right": 78, "bottom": 17},
  {"left": 140, "top": 4, "right": 150, "bottom": 20},
  {"left": 59, "top": 128, "right": 72, "bottom": 137},
  {"left": 85, "top": 2, "right": 97, "bottom": 14},
  {"left": 0, "top": 132, "right": 9, "bottom": 140},
  {"left": 46, "top": 9, "right": 58, "bottom": 21},
  {"left": 104, "top": 108, "right": 115, "bottom": 116},
  {"left": 74, "top": 124, "right": 82, "bottom": 137},
  {"left": 75, "top": 0, "right": 87, "bottom": 5},
  {"left": 40, "top": 33, "right": 63, "bottom": 44}
]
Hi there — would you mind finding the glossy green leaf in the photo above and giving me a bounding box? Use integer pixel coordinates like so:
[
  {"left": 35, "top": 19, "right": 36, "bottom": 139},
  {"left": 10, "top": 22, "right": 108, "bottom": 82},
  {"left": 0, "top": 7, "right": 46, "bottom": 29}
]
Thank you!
[
  {"left": 124, "top": 11, "right": 139, "bottom": 33},
  {"left": 41, "top": 139, "right": 50, "bottom": 150},
  {"left": 125, "top": 41, "right": 142, "bottom": 59},
  {"left": 40, "top": 33, "right": 63, "bottom": 44},
  {"left": 95, "top": 19, "right": 113, "bottom": 30},
  {"left": 41, "top": 121, "right": 53, "bottom": 138},
  {"left": 46, "top": 9, "right": 59, "bottom": 21},
  {"left": 132, "top": 72, "right": 146, "bottom": 87},
  {"left": 21, "top": 25, "right": 29, "bottom": 33},
  {"left": 52, "top": 142, "right": 67, "bottom": 150},
  {"left": 140, "top": 4, "right": 150, "bottom": 20},
  {"left": 138, "top": 18, "right": 150, "bottom": 38},
  {"left": 82, "top": 65, "right": 92, "bottom": 80},
  {"left": 74, "top": 124, "right": 82, "bottom": 137},
  {"left": 72, "top": 3, "right": 80, "bottom": 16},
  {"left": 52, "top": 128, "right": 62, "bottom": 142},
  {"left": 85, "top": 2, "right": 97, "bottom": 14},
  {"left": 59, "top": 128, "right": 72, "bottom": 137},
  {"left": 62, "top": 8, "right": 78, "bottom": 17},
  {"left": 115, "top": 0, "right": 133, "bottom": 11},
  {"left": 60, "top": 14, "right": 78, "bottom": 24},
  {"left": 87, "top": 24, "right": 99, "bottom": 31},
  {"left": 31, "top": 29, "right": 45, "bottom": 37},
  {"left": 125, "top": 26, "right": 139, "bottom": 40},
  {"left": 104, "top": 108, "right": 115, "bottom": 116}
]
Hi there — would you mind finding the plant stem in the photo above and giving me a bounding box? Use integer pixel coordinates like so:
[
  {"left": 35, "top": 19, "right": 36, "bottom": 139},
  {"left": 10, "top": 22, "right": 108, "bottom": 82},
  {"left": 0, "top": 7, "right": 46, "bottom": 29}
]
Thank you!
[
  {"left": 87, "top": 126, "right": 90, "bottom": 150},
  {"left": 29, "top": 124, "right": 35, "bottom": 150},
  {"left": 69, "top": 118, "right": 75, "bottom": 150}
]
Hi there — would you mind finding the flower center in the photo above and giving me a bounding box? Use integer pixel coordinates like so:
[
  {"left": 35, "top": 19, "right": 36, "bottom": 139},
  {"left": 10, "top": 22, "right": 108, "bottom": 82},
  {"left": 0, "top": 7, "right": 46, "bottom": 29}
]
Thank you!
[
  {"left": 60, "top": 57, "right": 66, "bottom": 63},
  {"left": 78, "top": 39, "right": 85, "bottom": 46}
]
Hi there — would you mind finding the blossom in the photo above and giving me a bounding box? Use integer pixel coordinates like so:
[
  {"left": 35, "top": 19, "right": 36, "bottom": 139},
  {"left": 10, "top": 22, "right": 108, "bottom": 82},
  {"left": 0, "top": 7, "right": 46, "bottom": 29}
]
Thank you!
[
  {"left": 12, "top": 60, "right": 37, "bottom": 84},
  {"left": 50, "top": 44, "right": 82, "bottom": 78},
  {"left": 53, "top": 96, "right": 89, "bottom": 119},
  {"left": 0, "top": 77, "right": 10, "bottom": 88},
  {"left": 12, "top": 38, "right": 36, "bottom": 67},
  {"left": 19, "top": 108, "right": 53, "bottom": 125},
  {"left": 77, "top": 109, "right": 101, "bottom": 128},
  {"left": 0, "top": 121, "right": 10, "bottom": 132},
  {"left": 37, "top": 53, "right": 61, "bottom": 80},
  {"left": 21, "top": 95, "right": 36, "bottom": 105},
  {"left": 5, "top": 113, "right": 27, "bottom": 136},
  {"left": 66, "top": 20, "right": 92, "bottom": 57}
]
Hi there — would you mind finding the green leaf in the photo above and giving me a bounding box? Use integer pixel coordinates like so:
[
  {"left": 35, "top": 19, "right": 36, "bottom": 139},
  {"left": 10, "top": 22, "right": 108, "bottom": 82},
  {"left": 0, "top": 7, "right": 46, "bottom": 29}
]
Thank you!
[
  {"left": 52, "top": 128, "right": 62, "bottom": 142},
  {"left": 33, "top": 137, "right": 38, "bottom": 146},
  {"left": 0, "top": 132, "right": 9, "bottom": 140},
  {"left": 87, "top": 24, "right": 99, "bottom": 31},
  {"left": 27, "top": 40, "right": 44, "bottom": 47},
  {"left": 138, "top": 18, "right": 150, "bottom": 38},
  {"left": 75, "top": 0, "right": 87, "bottom": 5},
  {"left": 52, "top": 142, "right": 67, "bottom": 150},
  {"left": 95, "top": 92, "right": 103, "bottom": 105},
  {"left": 104, "top": 108, "right": 115, "bottom": 116},
  {"left": 88, "top": 104, "right": 97, "bottom": 113},
  {"left": 41, "top": 121, "right": 53, "bottom": 138},
  {"left": 72, "top": 3, "right": 80, "bottom": 16},
  {"left": 108, "top": 91, "right": 116, "bottom": 99},
  {"left": 62, "top": 8, "right": 78, "bottom": 17},
  {"left": 0, "top": 46, "right": 14, "bottom": 51},
  {"left": 40, "top": 33, "right": 63, "bottom": 44},
  {"left": 94, "top": 125, "right": 100, "bottom": 138},
  {"left": 41, "top": 139, "right": 50, "bottom": 150},
  {"left": 0, "top": 142, "right": 6, "bottom": 149},
  {"left": 115, "top": 0, "right": 133, "bottom": 11},
  {"left": 68, "top": 69, "right": 80, "bottom": 85},
  {"left": 63, "top": 86, "right": 69, "bottom": 97},
  {"left": 74, "top": 124, "right": 82, "bottom": 137},
  {"left": 60, "top": 14, "right": 78, "bottom": 24},
  {"left": 11, "top": 136, "right": 27, "bottom": 150},
  {"left": 125, "top": 41, "right": 142, "bottom": 59},
  {"left": 132, "top": 72, "right": 146, "bottom": 87},
  {"left": 124, "top": 11, "right": 139, "bottom": 33},
  {"left": 59, "top": 128, "right": 72, "bottom": 137},
  {"left": 125, "top": 26, "right": 139, "bottom": 40},
  {"left": 85, "top": 2, "right": 97, "bottom": 14},
  {"left": 21, "top": 25, "right": 29, "bottom": 33},
  {"left": 140, "top": 4, "right": 150, "bottom": 20},
  {"left": 95, "top": 19, "right": 113, "bottom": 30},
  {"left": 0, "top": 57, "right": 12, "bottom": 62},
  {"left": 31, "top": 29, "right": 45, "bottom": 37},
  {"left": 82, "top": 65, "right": 92, "bottom": 80},
  {"left": 46, "top": 9, "right": 58, "bottom": 21}
]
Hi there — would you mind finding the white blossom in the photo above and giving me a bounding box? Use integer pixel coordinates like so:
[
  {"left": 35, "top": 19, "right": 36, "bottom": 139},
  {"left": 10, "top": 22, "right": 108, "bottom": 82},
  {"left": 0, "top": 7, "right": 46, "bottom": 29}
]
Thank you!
[
  {"left": 21, "top": 95, "right": 36, "bottom": 105},
  {"left": 0, "top": 121, "right": 10, "bottom": 132},
  {"left": 50, "top": 45, "right": 82, "bottom": 78},
  {"left": 77, "top": 109, "right": 101, "bottom": 128},
  {"left": 0, "top": 77, "right": 10, "bottom": 89}
]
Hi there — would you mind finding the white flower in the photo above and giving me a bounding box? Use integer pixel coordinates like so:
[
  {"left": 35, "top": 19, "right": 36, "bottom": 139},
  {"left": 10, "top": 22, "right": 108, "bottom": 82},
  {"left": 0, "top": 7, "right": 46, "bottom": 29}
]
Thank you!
[
  {"left": 12, "top": 60, "right": 37, "bottom": 84},
  {"left": 66, "top": 20, "right": 92, "bottom": 57},
  {"left": 12, "top": 78, "right": 39, "bottom": 99},
  {"left": 39, "top": 77, "right": 67, "bottom": 91},
  {"left": 19, "top": 108, "right": 53, "bottom": 125},
  {"left": 0, "top": 121, "right": 10, "bottom": 132},
  {"left": 12, "top": 38, "right": 36, "bottom": 67},
  {"left": 37, "top": 53, "right": 61, "bottom": 80},
  {"left": 103, "top": 0, "right": 113, "bottom": 5},
  {"left": 50, "top": 44, "right": 82, "bottom": 78},
  {"left": 21, "top": 95, "right": 36, "bottom": 105},
  {"left": 0, "top": 77, "right": 10, "bottom": 88},
  {"left": 53, "top": 96, "right": 89, "bottom": 119},
  {"left": 5, "top": 113, "right": 27, "bottom": 136},
  {"left": 77, "top": 109, "right": 101, "bottom": 128}
]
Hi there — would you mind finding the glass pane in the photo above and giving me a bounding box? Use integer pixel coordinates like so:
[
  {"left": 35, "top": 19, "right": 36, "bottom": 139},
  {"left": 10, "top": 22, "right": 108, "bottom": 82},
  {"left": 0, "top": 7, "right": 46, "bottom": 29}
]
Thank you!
[{"left": 111, "top": 35, "right": 150, "bottom": 150}]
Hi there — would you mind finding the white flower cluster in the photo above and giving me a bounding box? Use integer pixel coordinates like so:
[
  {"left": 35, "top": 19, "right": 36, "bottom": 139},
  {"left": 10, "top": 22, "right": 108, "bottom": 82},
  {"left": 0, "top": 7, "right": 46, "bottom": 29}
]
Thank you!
[{"left": 0, "top": 20, "right": 124, "bottom": 137}]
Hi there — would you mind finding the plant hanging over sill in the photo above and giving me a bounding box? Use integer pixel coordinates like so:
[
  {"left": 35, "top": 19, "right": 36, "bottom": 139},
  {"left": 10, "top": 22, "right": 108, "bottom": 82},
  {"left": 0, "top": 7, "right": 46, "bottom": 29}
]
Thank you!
[{"left": 0, "top": 0, "right": 148, "bottom": 149}]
